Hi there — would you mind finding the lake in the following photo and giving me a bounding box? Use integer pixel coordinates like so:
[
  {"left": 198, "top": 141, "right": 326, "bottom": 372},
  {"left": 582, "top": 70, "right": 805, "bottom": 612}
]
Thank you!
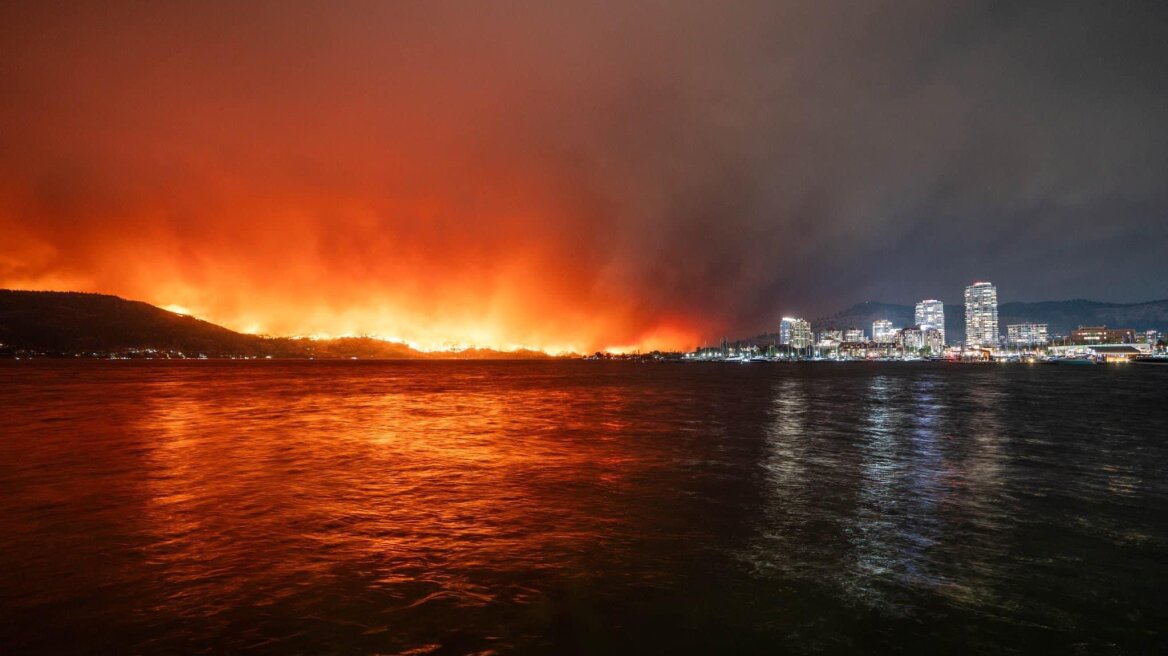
[{"left": 1, "top": 360, "right": 1166, "bottom": 653}]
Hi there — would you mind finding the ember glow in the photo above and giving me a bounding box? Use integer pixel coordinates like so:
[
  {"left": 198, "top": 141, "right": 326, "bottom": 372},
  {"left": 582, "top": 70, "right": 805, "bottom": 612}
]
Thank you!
[{"left": 2, "top": 2, "right": 1166, "bottom": 351}]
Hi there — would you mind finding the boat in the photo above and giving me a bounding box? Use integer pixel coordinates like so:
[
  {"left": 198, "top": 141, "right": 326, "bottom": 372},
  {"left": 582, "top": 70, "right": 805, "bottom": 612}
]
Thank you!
[{"left": 1044, "top": 356, "right": 1098, "bottom": 365}]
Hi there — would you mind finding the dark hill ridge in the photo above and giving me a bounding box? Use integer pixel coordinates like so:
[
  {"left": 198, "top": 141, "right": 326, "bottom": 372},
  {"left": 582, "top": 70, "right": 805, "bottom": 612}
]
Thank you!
[
  {"left": 0, "top": 290, "right": 269, "bottom": 354},
  {"left": 813, "top": 298, "right": 1168, "bottom": 342},
  {"left": 0, "top": 290, "right": 556, "bottom": 358}
]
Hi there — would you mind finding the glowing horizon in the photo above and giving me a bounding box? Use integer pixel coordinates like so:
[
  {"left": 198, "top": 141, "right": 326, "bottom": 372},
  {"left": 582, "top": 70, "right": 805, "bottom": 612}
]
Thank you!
[{"left": 4, "top": 279, "right": 705, "bottom": 354}]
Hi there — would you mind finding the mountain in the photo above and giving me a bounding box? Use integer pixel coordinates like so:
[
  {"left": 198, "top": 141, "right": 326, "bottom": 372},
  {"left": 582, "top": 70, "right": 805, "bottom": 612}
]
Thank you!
[
  {"left": 998, "top": 299, "right": 1168, "bottom": 337},
  {"left": 0, "top": 290, "right": 279, "bottom": 355},
  {"left": 0, "top": 290, "right": 557, "bottom": 358},
  {"left": 813, "top": 302, "right": 917, "bottom": 335},
  {"left": 814, "top": 298, "right": 1168, "bottom": 341}
]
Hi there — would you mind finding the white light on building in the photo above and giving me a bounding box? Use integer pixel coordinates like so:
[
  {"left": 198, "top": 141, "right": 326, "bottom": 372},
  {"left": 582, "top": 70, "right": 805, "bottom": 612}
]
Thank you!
[
  {"left": 872, "top": 319, "right": 899, "bottom": 343},
  {"left": 1007, "top": 323, "right": 1048, "bottom": 347},
  {"left": 816, "top": 329, "right": 843, "bottom": 350},
  {"left": 780, "top": 317, "right": 813, "bottom": 350},
  {"left": 819, "top": 329, "right": 843, "bottom": 343},
  {"left": 915, "top": 299, "right": 945, "bottom": 345},
  {"left": 844, "top": 328, "right": 866, "bottom": 343},
  {"left": 902, "top": 325, "right": 944, "bottom": 354},
  {"left": 964, "top": 282, "right": 999, "bottom": 347}
]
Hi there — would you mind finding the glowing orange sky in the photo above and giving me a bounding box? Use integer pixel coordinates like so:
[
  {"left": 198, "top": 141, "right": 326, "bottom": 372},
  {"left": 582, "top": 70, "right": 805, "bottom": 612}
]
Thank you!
[
  {"left": 4, "top": 3, "right": 1168, "bottom": 352},
  {"left": 0, "top": 3, "right": 742, "bottom": 353},
  {"left": 0, "top": 160, "right": 709, "bottom": 352}
]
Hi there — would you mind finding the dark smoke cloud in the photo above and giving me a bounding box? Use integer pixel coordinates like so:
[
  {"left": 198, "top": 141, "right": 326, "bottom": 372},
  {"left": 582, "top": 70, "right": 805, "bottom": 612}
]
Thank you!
[{"left": 2, "top": 1, "right": 1166, "bottom": 349}]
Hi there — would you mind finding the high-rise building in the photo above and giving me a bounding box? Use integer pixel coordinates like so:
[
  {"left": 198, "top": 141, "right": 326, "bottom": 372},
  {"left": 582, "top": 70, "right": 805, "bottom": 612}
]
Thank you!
[
  {"left": 964, "top": 282, "right": 999, "bottom": 347},
  {"left": 914, "top": 299, "right": 945, "bottom": 345},
  {"left": 1007, "top": 323, "right": 1048, "bottom": 347},
  {"left": 872, "top": 319, "right": 898, "bottom": 343},
  {"left": 780, "top": 317, "right": 813, "bottom": 350},
  {"left": 843, "top": 328, "right": 866, "bottom": 343}
]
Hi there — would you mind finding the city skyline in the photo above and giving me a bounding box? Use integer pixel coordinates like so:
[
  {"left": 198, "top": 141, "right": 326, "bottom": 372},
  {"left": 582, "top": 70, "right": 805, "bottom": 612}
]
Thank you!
[
  {"left": 751, "top": 278, "right": 1166, "bottom": 354},
  {"left": 691, "top": 272, "right": 1161, "bottom": 361}
]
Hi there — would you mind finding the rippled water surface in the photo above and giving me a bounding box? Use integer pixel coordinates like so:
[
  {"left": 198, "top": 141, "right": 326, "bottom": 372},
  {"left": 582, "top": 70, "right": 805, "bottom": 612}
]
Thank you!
[{"left": 2, "top": 360, "right": 1167, "bottom": 654}]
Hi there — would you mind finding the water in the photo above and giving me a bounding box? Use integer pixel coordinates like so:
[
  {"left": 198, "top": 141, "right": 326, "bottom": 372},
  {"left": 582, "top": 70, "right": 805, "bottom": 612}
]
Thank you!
[{"left": 1, "top": 361, "right": 1166, "bottom": 654}]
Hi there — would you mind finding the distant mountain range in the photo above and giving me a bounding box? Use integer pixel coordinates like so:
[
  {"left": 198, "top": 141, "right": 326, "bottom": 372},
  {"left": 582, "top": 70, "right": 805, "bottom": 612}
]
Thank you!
[
  {"left": 813, "top": 299, "right": 1168, "bottom": 342},
  {"left": 0, "top": 290, "right": 555, "bottom": 358}
]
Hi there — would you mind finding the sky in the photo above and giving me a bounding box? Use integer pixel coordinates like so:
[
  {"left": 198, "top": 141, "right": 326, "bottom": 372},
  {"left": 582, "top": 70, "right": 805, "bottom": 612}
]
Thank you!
[{"left": 2, "top": 1, "right": 1166, "bottom": 352}]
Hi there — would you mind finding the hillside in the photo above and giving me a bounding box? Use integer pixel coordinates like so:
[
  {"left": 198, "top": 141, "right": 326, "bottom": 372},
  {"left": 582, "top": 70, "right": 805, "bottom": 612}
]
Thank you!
[
  {"left": 814, "top": 298, "right": 1168, "bottom": 342},
  {"left": 0, "top": 290, "right": 281, "bottom": 355},
  {"left": 0, "top": 290, "right": 557, "bottom": 358},
  {"left": 999, "top": 299, "right": 1168, "bottom": 337}
]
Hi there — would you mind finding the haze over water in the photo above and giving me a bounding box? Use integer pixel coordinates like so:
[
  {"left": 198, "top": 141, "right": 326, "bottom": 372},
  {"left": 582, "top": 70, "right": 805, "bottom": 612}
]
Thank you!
[{"left": 2, "top": 361, "right": 1166, "bottom": 653}]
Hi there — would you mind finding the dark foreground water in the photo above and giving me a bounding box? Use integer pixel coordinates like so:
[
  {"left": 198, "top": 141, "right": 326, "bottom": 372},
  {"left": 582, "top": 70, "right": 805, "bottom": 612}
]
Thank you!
[{"left": 1, "top": 361, "right": 1166, "bottom": 654}]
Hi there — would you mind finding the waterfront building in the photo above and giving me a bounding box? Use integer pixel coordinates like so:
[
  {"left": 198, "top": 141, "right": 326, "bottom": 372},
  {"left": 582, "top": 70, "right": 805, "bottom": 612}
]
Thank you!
[
  {"left": 914, "top": 299, "right": 945, "bottom": 345},
  {"left": 1139, "top": 329, "right": 1162, "bottom": 345},
  {"left": 872, "top": 319, "right": 898, "bottom": 343},
  {"left": 843, "top": 328, "right": 866, "bottom": 343},
  {"left": 780, "top": 317, "right": 813, "bottom": 350},
  {"left": 839, "top": 341, "right": 900, "bottom": 360},
  {"left": 901, "top": 327, "right": 922, "bottom": 351},
  {"left": 1070, "top": 326, "right": 1136, "bottom": 345},
  {"left": 924, "top": 327, "right": 944, "bottom": 354},
  {"left": 818, "top": 329, "right": 843, "bottom": 344},
  {"left": 1087, "top": 344, "right": 1144, "bottom": 363},
  {"left": 815, "top": 330, "right": 842, "bottom": 358},
  {"left": 902, "top": 325, "right": 944, "bottom": 354},
  {"left": 1007, "top": 323, "right": 1049, "bottom": 347},
  {"left": 964, "top": 282, "right": 999, "bottom": 347}
]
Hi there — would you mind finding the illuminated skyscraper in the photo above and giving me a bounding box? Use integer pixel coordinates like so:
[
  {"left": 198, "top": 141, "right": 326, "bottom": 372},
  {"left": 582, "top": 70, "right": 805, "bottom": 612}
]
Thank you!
[
  {"left": 914, "top": 299, "right": 945, "bottom": 345},
  {"left": 780, "top": 317, "right": 813, "bottom": 350},
  {"left": 964, "top": 282, "right": 999, "bottom": 347}
]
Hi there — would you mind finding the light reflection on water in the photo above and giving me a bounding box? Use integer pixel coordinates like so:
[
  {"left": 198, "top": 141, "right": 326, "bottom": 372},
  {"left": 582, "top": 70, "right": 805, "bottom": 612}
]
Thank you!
[
  {"left": 2, "top": 361, "right": 1167, "bottom": 654},
  {"left": 135, "top": 368, "right": 662, "bottom": 648}
]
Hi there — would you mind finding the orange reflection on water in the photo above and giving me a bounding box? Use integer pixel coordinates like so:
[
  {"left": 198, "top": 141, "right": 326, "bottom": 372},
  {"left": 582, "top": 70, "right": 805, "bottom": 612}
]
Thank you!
[
  {"left": 4, "top": 361, "right": 1168, "bottom": 653},
  {"left": 135, "top": 364, "right": 663, "bottom": 645}
]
